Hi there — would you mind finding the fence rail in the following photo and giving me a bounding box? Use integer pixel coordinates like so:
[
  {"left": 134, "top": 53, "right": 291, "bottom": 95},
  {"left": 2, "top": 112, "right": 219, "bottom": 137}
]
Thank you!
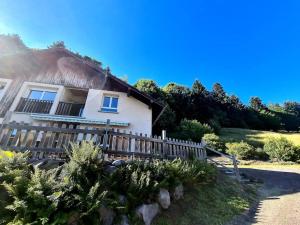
[
  {"left": 0, "top": 122, "right": 206, "bottom": 161},
  {"left": 205, "top": 146, "right": 240, "bottom": 180}
]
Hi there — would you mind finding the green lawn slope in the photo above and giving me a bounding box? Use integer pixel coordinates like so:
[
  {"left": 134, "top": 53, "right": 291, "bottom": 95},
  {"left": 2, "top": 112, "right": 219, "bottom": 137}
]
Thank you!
[
  {"left": 220, "top": 128, "right": 300, "bottom": 147},
  {"left": 153, "top": 174, "right": 256, "bottom": 225}
]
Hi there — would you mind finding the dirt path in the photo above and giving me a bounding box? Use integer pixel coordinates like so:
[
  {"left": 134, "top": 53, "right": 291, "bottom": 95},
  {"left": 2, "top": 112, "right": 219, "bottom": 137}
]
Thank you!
[{"left": 241, "top": 167, "right": 300, "bottom": 225}]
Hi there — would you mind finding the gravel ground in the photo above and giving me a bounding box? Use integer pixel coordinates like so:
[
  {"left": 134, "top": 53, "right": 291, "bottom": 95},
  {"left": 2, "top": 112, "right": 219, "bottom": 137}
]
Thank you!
[{"left": 239, "top": 167, "right": 300, "bottom": 225}]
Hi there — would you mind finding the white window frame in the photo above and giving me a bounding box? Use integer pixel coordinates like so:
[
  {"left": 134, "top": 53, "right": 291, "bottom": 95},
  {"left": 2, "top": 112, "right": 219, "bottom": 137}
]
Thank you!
[
  {"left": 28, "top": 89, "right": 57, "bottom": 101},
  {"left": 101, "top": 95, "right": 119, "bottom": 113}
]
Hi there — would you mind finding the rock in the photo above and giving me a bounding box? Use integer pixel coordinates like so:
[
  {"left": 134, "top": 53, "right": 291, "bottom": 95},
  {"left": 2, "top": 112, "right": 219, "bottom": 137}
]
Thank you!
[
  {"left": 173, "top": 184, "right": 184, "bottom": 200},
  {"left": 157, "top": 188, "right": 170, "bottom": 209},
  {"left": 119, "top": 215, "right": 130, "bottom": 225},
  {"left": 104, "top": 165, "right": 118, "bottom": 174},
  {"left": 32, "top": 159, "right": 48, "bottom": 168},
  {"left": 112, "top": 159, "right": 126, "bottom": 167},
  {"left": 98, "top": 206, "right": 116, "bottom": 225},
  {"left": 136, "top": 203, "right": 160, "bottom": 225}
]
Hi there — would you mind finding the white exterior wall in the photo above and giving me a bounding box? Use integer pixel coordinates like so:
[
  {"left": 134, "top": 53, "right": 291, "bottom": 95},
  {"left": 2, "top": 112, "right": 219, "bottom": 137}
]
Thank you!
[
  {"left": 83, "top": 89, "right": 152, "bottom": 135},
  {"left": 4, "top": 82, "right": 153, "bottom": 135}
]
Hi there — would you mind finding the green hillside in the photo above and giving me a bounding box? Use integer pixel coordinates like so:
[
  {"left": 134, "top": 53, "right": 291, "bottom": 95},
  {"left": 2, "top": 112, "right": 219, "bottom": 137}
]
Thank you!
[{"left": 220, "top": 128, "right": 300, "bottom": 147}]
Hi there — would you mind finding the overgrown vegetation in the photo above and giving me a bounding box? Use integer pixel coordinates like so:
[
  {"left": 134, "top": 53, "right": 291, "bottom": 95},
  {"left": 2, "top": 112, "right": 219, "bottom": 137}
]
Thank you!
[
  {"left": 0, "top": 144, "right": 217, "bottom": 225},
  {"left": 226, "top": 141, "right": 256, "bottom": 160},
  {"left": 264, "top": 137, "right": 300, "bottom": 162},
  {"left": 203, "top": 133, "right": 226, "bottom": 152},
  {"left": 169, "top": 119, "right": 213, "bottom": 142},
  {"left": 220, "top": 128, "right": 300, "bottom": 147},
  {"left": 134, "top": 80, "right": 300, "bottom": 136},
  {"left": 216, "top": 129, "right": 300, "bottom": 162}
]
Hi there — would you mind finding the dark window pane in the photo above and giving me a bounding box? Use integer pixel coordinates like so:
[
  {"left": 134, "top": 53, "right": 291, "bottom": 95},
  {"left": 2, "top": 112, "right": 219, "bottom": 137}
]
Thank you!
[
  {"left": 28, "top": 90, "right": 43, "bottom": 100},
  {"left": 111, "top": 97, "right": 118, "bottom": 108},
  {"left": 103, "top": 96, "right": 111, "bottom": 108},
  {"left": 42, "top": 92, "right": 56, "bottom": 101}
]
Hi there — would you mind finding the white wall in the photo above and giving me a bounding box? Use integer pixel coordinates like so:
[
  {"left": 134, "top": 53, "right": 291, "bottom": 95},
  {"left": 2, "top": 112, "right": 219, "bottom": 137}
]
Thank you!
[
  {"left": 4, "top": 83, "right": 153, "bottom": 135},
  {"left": 83, "top": 89, "right": 152, "bottom": 135}
]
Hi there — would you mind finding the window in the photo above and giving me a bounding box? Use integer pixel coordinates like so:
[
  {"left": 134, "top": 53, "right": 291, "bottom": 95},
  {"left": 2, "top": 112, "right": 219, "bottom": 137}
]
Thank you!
[
  {"left": 101, "top": 95, "right": 119, "bottom": 113},
  {"left": 28, "top": 90, "right": 57, "bottom": 101}
]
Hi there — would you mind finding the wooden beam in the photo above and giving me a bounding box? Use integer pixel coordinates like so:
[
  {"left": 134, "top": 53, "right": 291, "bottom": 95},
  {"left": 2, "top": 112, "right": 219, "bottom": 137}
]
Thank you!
[
  {"left": 148, "top": 100, "right": 153, "bottom": 109},
  {"left": 127, "top": 88, "right": 131, "bottom": 97}
]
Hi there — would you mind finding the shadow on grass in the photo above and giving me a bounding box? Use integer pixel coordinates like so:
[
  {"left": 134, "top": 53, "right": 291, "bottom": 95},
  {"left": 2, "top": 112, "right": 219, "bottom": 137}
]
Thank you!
[{"left": 153, "top": 173, "right": 257, "bottom": 225}]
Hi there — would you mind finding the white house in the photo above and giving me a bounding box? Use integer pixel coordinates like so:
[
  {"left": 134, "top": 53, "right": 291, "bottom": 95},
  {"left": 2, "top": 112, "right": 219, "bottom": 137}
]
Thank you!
[{"left": 0, "top": 36, "right": 164, "bottom": 135}]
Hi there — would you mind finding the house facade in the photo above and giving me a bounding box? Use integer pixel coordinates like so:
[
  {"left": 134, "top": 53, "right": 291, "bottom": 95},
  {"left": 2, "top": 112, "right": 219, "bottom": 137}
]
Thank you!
[{"left": 0, "top": 36, "right": 163, "bottom": 135}]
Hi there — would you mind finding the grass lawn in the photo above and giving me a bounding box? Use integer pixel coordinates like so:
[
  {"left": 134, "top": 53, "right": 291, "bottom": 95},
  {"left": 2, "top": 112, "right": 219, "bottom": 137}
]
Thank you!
[
  {"left": 220, "top": 128, "right": 300, "bottom": 147},
  {"left": 153, "top": 174, "right": 257, "bottom": 225},
  {"left": 236, "top": 160, "right": 300, "bottom": 169}
]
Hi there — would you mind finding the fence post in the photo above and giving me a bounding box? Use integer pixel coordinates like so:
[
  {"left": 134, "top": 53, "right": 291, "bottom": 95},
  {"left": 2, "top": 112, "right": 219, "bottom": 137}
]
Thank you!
[
  {"left": 103, "top": 119, "right": 110, "bottom": 151},
  {"left": 162, "top": 130, "right": 167, "bottom": 158},
  {"left": 232, "top": 156, "right": 241, "bottom": 181}
]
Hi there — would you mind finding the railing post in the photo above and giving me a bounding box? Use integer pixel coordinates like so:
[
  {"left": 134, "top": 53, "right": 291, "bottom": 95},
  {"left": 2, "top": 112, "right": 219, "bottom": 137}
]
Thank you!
[
  {"left": 232, "top": 155, "right": 241, "bottom": 181},
  {"left": 162, "top": 130, "right": 167, "bottom": 158},
  {"left": 103, "top": 119, "right": 110, "bottom": 151}
]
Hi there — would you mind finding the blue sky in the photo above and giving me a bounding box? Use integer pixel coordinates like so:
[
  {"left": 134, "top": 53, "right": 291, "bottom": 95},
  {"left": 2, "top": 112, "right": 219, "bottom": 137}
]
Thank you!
[{"left": 0, "top": 0, "right": 300, "bottom": 104}]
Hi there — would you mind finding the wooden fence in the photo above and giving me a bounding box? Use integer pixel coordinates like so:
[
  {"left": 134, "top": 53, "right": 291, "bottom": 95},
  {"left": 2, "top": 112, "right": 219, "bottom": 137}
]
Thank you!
[{"left": 0, "top": 122, "right": 207, "bottom": 161}]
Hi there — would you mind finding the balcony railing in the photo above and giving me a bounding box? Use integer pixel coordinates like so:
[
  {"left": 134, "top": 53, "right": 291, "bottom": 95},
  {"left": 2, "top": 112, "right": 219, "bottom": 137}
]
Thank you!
[
  {"left": 55, "top": 102, "right": 85, "bottom": 117},
  {"left": 15, "top": 98, "right": 53, "bottom": 114}
]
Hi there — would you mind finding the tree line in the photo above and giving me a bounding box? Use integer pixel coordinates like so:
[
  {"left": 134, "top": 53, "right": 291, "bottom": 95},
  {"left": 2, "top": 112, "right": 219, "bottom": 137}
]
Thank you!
[{"left": 134, "top": 80, "right": 300, "bottom": 134}]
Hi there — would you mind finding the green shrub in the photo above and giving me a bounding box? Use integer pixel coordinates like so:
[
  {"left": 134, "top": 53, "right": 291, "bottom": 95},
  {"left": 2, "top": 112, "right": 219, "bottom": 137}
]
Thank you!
[
  {"left": 226, "top": 141, "right": 256, "bottom": 160},
  {"left": 203, "top": 133, "right": 226, "bottom": 152},
  {"left": 253, "top": 147, "right": 269, "bottom": 160},
  {"left": 0, "top": 143, "right": 217, "bottom": 225},
  {"left": 0, "top": 150, "right": 32, "bottom": 224},
  {"left": 263, "top": 137, "right": 299, "bottom": 162},
  {"left": 110, "top": 159, "right": 217, "bottom": 213},
  {"left": 171, "top": 119, "right": 214, "bottom": 142}
]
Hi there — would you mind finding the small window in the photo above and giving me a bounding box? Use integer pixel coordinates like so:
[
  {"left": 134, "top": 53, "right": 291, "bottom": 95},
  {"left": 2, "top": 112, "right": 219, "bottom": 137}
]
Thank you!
[
  {"left": 28, "top": 90, "right": 57, "bottom": 101},
  {"left": 101, "top": 96, "right": 119, "bottom": 113}
]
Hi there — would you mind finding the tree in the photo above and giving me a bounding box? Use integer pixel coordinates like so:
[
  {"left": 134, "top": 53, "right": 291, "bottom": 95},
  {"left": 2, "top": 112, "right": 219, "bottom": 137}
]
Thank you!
[
  {"left": 250, "top": 97, "right": 264, "bottom": 111},
  {"left": 48, "top": 41, "right": 66, "bottom": 49},
  {"left": 163, "top": 83, "right": 191, "bottom": 122},
  {"left": 134, "top": 79, "right": 164, "bottom": 100},
  {"left": 152, "top": 105, "right": 177, "bottom": 134},
  {"left": 170, "top": 119, "right": 213, "bottom": 142},
  {"left": 212, "top": 83, "right": 227, "bottom": 103},
  {"left": 191, "top": 80, "right": 208, "bottom": 96},
  {"left": 284, "top": 101, "right": 300, "bottom": 116}
]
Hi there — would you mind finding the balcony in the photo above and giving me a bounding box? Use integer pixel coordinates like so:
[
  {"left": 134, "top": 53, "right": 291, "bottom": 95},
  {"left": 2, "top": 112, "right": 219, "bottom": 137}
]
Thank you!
[
  {"left": 55, "top": 102, "right": 85, "bottom": 117},
  {"left": 15, "top": 97, "right": 53, "bottom": 114}
]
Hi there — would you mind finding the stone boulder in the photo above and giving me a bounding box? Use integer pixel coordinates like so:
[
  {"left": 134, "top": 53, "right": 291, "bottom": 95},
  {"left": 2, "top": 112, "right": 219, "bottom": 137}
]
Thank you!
[
  {"left": 157, "top": 188, "right": 170, "bottom": 209},
  {"left": 136, "top": 203, "right": 160, "bottom": 225},
  {"left": 173, "top": 184, "right": 184, "bottom": 200},
  {"left": 112, "top": 159, "right": 126, "bottom": 167},
  {"left": 104, "top": 165, "right": 118, "bottom": 175}
]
